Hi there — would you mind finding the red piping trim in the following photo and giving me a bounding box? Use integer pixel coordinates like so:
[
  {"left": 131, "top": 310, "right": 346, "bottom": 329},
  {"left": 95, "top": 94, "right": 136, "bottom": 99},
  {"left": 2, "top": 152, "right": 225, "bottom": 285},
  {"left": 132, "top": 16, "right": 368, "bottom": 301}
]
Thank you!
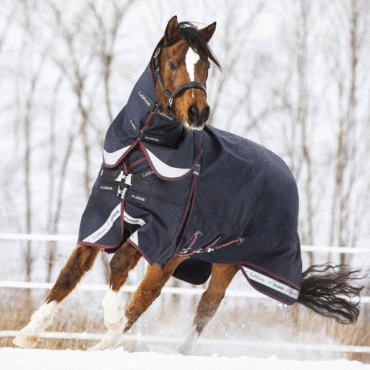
[
  {"left": 207, "top": 236, "right": 223, "bottom": 249},
  {"left": 141, "top": 109, "right": 156, "bottom": 131},
  {"left": 127, "top": 239, "right": 154, "bottom": 265},
  {"left": 137, "top": 125, "right": 203, "bottom": 182},
  {"left": 182, "top": 233, "right": 201, "bottom": 252},
  {"left": 127, "top": 239, "right": 168, "bottom": 269},
  {"left": 122, "top": 161, "right": 128, "bottom": 174},
  {"left": 78, "top": 200, "right": 126, "bottom": 250},
  {"left": 238, "top": 264, "right": 297, "bottom": 306},
  {"left": 157, "top": 174, "right": 198, "bottom": 263},
  {"left": 239, "top": 260, "right": 301, "bottom": 290},
  {"left": 139, "top": 140, "right": 203, "bottom": 182},
  {"left": 128, "top": 157, "right": 147, "bottom": 172},
  {"left": 104, "top": 139, "right": 140, "bottom": 169},
  {"left": 173, "top": 175, "right": 198, "bottom": 254},
  {"left": 176, "top": 236, "right": 240, "bottom": 258}
]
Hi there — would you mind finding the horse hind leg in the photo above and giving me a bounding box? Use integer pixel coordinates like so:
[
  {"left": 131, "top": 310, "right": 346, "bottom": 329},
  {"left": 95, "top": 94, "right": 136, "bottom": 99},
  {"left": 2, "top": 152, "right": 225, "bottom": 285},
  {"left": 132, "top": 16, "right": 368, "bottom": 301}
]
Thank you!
[
  {"left": 179, "top": 263, "right": 239, "bottom": 355},
  {"left": 13, "top": 244, "right": 99, "bottom": 349},
  {"left": 89, "top": 242, "right": 141, "bottom": 351}
]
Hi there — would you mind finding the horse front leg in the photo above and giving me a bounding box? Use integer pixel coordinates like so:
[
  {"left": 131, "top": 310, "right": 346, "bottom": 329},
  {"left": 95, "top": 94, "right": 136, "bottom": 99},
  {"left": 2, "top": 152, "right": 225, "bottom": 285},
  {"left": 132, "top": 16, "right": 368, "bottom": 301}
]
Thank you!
[
  {"left": 13, "top": 244, "right": 100, "bottom": 349},
  {"left": 179, "top": 264, "right": 239, "bottom": 355},
  {"left": 89, "top": 242, "right": 141, "bottom": 351},
  {"left": 122, "top": 256, "right": 185, "bottom": 334}
]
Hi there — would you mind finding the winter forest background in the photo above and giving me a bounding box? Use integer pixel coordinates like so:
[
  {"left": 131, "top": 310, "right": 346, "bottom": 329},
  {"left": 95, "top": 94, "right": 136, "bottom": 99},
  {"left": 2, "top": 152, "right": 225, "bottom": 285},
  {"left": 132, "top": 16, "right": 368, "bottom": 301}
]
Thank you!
[{"left": 1, "top": 0, "right": 370, "bottom": 360}]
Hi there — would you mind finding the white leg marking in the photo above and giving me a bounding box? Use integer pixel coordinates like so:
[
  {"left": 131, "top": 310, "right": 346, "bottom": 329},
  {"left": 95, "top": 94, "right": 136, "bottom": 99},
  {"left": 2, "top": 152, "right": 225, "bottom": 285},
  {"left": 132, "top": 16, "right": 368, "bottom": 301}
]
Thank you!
[
  {"left": 89, "top": 314, "right": 128, "bottom": 351},
  {"left": 22, "top": 301, "right": 58, "bottom": 335},
  {"left": 89, "top": 286, "right": 128, "bottom": 351},
  {"left": 185, "top": 47, "right": 200, "bottom": 99},
  {"left": 178, "top": 325, "right": 199, "bottom": 355},
  {"left": 103, "top": 286, "right": 125, "bottom": 329},
  {"left": 13, "top": 301, "right": 58, "bottom": 348}
]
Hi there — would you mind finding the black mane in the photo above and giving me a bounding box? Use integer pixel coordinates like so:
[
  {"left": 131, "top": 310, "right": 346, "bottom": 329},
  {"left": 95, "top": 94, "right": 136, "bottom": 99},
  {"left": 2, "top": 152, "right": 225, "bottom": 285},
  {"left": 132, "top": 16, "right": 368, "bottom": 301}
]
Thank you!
[{"left": 167, "top": 22, "right": 221, "bottom": 70}]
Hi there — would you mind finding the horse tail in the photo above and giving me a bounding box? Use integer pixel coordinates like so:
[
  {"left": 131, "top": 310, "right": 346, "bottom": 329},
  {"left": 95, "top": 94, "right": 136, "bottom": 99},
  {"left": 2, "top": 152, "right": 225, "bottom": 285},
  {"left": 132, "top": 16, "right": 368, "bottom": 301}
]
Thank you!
[{"left": 297, "top": 264, "right": 363, "bottom": 324}]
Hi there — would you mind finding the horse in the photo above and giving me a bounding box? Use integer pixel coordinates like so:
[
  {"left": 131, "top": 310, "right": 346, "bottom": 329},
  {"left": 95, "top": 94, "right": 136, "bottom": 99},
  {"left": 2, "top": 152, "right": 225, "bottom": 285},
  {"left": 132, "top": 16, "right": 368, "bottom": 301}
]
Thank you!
[{"left": 13, "top": 16, "right": 363, "bottom": 354}]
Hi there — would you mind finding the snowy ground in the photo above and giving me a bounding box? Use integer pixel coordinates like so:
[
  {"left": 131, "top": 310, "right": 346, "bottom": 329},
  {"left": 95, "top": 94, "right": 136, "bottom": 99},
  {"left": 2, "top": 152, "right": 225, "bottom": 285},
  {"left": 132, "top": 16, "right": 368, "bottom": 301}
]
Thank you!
[{"left": 1, "top": 348, "right": 370, "bottom": 370}]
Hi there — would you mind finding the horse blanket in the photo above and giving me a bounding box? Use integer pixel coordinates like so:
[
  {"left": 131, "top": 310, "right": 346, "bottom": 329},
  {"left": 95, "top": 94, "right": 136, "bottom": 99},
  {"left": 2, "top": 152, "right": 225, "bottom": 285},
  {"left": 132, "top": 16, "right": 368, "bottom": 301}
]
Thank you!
[{"left": 78, "top": 66, "right": 302, "bottom": 305}]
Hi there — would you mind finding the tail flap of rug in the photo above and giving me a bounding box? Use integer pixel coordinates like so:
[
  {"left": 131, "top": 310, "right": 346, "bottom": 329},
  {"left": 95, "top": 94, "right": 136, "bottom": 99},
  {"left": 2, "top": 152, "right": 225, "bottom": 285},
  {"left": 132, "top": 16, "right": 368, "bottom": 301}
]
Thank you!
[{"left": 240, "top": 264, "right": 301, "bottom": 305}]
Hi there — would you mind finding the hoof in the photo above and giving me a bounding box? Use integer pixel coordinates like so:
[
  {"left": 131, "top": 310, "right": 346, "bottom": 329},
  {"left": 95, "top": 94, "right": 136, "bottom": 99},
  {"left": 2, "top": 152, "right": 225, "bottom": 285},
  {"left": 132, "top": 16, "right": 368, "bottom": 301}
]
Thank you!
[
  {"left": 88, "top": 330, "right": 122, "bottom": 351},
  {"left": 178, "top": 339, "right": 195, "bottom": 356},
  {"left": 13, "top": 332, "right": 38, "bottom": 349},
  {"left": 178, "top": 343, "right": 192, "bottom": 356},
  {"left": 178, "top": 331, "right": 198, "bottom": 355}
]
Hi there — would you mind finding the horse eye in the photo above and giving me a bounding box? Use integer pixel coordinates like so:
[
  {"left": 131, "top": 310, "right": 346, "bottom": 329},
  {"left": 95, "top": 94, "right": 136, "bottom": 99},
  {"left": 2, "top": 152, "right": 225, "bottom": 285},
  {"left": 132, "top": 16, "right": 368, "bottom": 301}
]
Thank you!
[{"left": 169, "top": 61, "right": 178, "bottom": 71}]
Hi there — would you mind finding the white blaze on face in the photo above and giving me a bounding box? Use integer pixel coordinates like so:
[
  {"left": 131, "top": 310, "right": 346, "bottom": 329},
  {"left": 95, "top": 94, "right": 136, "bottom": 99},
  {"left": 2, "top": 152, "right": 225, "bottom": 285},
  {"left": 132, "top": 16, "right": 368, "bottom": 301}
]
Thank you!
[{"left": 185, "top": 47, "right": 200, "bottom": 98}]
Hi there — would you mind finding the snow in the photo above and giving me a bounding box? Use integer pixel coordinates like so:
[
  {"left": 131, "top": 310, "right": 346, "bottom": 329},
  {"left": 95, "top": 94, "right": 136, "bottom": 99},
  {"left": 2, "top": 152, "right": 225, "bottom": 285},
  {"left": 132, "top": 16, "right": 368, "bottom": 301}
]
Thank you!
[{"left": 1, "top": 348, "right": 369, "bottom": 370}]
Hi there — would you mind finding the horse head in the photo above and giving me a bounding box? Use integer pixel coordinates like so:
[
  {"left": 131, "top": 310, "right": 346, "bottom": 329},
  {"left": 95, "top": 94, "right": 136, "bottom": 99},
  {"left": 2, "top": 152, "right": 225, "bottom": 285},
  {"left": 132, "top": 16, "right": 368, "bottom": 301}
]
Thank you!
[{"left": 152, "top": 16, "right": 221, "bottom": 131}]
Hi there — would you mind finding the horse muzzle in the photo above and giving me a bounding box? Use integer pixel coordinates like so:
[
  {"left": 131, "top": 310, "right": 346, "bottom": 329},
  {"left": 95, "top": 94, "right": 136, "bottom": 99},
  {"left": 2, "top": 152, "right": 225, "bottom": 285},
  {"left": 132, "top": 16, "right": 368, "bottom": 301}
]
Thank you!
[{"left": 187, "top": 104, "right": 210, "bottom": 130}]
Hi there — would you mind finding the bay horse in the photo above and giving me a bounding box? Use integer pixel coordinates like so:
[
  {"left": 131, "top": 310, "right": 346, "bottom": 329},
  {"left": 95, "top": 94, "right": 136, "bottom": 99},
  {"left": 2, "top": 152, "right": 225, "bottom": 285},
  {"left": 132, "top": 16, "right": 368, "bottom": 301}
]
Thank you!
[{"left": 13, "top": 16, "right": 362, "bottom": 354}]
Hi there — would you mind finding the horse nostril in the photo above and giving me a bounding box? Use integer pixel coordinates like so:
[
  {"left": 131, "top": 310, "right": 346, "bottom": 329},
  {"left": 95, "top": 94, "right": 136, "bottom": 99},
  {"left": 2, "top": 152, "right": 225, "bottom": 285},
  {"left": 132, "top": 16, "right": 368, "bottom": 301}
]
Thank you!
[
  {"left": 200, "top": 106, "right": 210, "bottom": 123},
  {"left": 188, "top": 104, "right": 199, "bottom": 123}
]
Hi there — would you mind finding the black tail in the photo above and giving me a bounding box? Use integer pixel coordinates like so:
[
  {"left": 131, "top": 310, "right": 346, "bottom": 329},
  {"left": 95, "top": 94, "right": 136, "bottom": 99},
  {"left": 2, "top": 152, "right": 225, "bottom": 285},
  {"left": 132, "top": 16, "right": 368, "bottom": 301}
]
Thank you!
[{"left": 297, "top": 264, "right": 363, "bottom": 324}]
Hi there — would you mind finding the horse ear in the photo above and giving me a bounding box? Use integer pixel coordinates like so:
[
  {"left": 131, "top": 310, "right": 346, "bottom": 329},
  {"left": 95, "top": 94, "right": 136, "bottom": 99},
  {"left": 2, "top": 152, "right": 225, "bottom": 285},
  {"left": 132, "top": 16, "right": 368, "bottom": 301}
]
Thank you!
[
  {"left": 165, "top": 16, "right": 181, "bottom": 45},
  {"left": 199, "top": 22, "right": 216, "bottom": 42}
]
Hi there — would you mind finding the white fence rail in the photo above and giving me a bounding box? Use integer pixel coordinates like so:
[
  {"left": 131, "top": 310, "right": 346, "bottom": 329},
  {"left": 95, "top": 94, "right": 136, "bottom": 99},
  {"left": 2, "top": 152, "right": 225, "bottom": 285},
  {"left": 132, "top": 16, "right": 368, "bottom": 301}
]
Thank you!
[
  {"left": 0, "top": 280, "right": 263, "bottom": 298},
  {"left": 1, "top": 232, "right": 369, "bottom": 300},
  {"left": 1, "top": 233, "right": 370, "bottom": 254},
  {"left": 1, "top": 280, "right": 370, "bottom": 302},
  {"left": 1, "top": 233, "right": 369, "bottom": 301},
  {"left": 1, "top": 233, "right": 370, "bottom": 354},
  {"left": 1, "top": 330, "right": 370, "bottom": 354},
  {"left": 0, "top": 233, "right": 77, "bottom": 242}
]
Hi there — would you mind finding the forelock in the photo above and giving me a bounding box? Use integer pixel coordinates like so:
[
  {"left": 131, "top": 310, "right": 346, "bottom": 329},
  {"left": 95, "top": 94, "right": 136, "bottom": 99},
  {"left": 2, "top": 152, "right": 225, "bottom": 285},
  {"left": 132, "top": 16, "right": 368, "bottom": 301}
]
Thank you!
[{"left": 177, "top": 22, "right": 220, "bottom": 69}]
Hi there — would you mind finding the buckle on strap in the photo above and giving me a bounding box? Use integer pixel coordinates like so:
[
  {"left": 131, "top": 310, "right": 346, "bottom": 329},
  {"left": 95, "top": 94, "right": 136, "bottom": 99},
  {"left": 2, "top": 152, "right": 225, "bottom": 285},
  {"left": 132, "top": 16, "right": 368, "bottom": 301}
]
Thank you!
[
  {"left": 115, "top": 172, "right": 133, "bottom": 199},
  {"left": 115, "top": 171, "right": 132, "bottom": 185},
  {"left": 193, "top": 163, "right": 201, "bottom": 176},
  {"left": 117, "top": 186, "right": 128, "bottom": 199}
]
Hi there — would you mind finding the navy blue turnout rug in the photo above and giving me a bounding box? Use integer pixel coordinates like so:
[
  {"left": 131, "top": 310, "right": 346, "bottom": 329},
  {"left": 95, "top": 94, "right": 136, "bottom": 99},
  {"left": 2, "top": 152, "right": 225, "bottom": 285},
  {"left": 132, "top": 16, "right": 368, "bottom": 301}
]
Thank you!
[{"left": 78, "top": 66, "right": 302, "bottom": 305}]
